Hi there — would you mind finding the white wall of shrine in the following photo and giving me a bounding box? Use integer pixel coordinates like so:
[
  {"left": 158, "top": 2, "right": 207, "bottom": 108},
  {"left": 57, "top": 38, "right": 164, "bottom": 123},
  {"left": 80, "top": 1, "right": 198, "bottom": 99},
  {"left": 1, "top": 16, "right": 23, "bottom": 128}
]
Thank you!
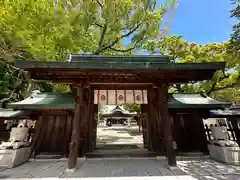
[{"left": 94, "top": 90, "right": 148, "bottom": 105}]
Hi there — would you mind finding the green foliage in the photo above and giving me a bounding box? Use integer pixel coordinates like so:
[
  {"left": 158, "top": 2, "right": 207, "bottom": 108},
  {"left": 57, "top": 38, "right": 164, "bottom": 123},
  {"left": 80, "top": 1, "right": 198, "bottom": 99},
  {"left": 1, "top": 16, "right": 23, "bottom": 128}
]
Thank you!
[
  {"left": 0, "top": 0, "right": 176, "bottom": 101},
  {"left": 144, "top": 36, "right": 240, "bottom": 101},
  {"left": 123, "top": 103, "right": 141, "bottom": 114},
  {"left": 0, "top": 31, "right": 35, "bottom": 102},
  {"left": 0, "top": 0, "right": 176, "bottom": 57},
  {"left": 230, "top": 0, "right": 240, "bottom": 44}
]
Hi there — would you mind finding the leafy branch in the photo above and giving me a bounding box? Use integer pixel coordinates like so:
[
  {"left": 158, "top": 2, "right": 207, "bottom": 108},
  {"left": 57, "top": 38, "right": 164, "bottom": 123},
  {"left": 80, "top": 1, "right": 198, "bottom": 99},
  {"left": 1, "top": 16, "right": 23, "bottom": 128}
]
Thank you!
[{"left": 94, "top": 23, "right": 142, "bottom": 54}]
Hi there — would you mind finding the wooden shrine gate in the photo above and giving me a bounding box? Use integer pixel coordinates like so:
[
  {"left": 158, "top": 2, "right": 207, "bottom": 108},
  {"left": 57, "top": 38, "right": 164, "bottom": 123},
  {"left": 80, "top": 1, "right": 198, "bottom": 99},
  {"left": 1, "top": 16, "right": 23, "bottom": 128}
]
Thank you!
[
  {"left": 68, "top": 88, "right": 98, "bottom": 169},
  {"left": 30, "top": 90, "right": 99, "bottom": 159},
  {"left": 14, "top": 55, "right": 226, "bottom": 170},
  {"left": 68, "top": 84, "right": 176, "bottom": 170},
  {"left": 140, "top": 87, "right": 173, "bottom": 155}
]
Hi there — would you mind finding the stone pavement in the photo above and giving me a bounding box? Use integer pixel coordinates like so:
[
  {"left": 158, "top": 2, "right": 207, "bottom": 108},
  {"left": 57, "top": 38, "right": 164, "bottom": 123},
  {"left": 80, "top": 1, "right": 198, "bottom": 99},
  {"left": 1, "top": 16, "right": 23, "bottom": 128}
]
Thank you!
[
  {"left": 1, "top": 158, "right": 239, "bottom": 179},
  {"left": 96, "top": 125, "right": 143, "bottom": 146},
  {"left": 1, "top": 125, "right": 240, "bottom": 180}
]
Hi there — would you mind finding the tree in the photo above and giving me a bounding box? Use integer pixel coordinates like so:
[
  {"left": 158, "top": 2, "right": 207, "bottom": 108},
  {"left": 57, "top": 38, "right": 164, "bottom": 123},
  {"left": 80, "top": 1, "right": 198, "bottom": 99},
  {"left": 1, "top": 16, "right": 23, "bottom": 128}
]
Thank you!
[
  {"left": 123, "top": 103, "right": 141, "bottom": 114},
  {"left": 0, "top": 32, "right": 36, "bottom": 103},
  {"left": 1, "top": 0, "right": 176, "bottom": 57},
  {"left": 144, "top": 35, "right": 240, "bottom": 100},
  {"left": 0, "top": 0, "right": 176, "bottom": 101},
  {"left": 230, "top": 0, "right": 240, "bottom": 47}
]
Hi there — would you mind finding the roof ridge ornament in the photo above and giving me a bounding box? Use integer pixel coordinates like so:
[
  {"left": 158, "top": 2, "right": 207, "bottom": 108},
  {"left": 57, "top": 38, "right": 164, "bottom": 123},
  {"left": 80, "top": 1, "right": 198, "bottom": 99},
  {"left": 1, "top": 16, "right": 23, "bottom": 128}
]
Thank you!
[
  {"left": 30, "top": 90, "right": 41, "bottom": 99},
  {"left": 68, "top": 54, "right": 72, "bottom": 62},
  {"left": 145, "top": 62, "right": 150, "bottom": 68}
]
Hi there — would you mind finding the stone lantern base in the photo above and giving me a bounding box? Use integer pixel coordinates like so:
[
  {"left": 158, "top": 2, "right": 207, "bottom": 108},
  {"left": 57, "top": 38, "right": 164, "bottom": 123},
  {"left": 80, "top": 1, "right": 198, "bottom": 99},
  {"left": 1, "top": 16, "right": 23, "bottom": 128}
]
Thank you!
[
  {"left": 0, "top": 147, "right": 31, "bottom": 168},
  {"left": 208, "top": 145, "right": 240, "bottom": 166}
]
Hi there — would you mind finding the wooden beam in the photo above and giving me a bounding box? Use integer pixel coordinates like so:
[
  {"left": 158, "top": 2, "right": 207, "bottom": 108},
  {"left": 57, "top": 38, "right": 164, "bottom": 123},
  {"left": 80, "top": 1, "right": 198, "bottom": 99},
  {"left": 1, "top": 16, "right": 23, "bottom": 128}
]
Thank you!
[
  {"left": 29, "top": 69, "right": 216, "bottom": 84},
  {"left": 68, "top": 85, "right": 84, "bottom": 170},
  {"left": 91, "top": 83, "right": 153, "bottom": 90},
  {"left": 32, "top": 80, "right": 155, "bottom": 89},
  {"left": 31, "top": 77, "right": 152, "bottom": 84},
  {"left": 156, "top": 84, "right": 176, "bottom": 166}
]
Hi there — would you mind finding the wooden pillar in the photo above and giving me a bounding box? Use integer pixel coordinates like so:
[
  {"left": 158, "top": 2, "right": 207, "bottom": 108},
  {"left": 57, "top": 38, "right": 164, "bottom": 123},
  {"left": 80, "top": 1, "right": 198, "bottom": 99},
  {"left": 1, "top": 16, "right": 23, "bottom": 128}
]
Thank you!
[
  {"left": 68, "top": 85, "right": 84, "bottom": 170},
  {"left": 171, "top": 112, "right": 183, "bottom": 153},
  {"left": 91, "top": 105, "right": 98, "bottom": 150},
  {"left": 229, "top": 118, "right": 240, "bottom": 146},
  {"left": 147, "top": 88, "right": 158, "bottom": 152},
  {"left": 156, "top": 83, "right": 176, "bottom": 166},
  {"left": 92, "top": 104, "right": 98, "bottom": 150},
  {"left": 195, "top": 112, "right": 208, "bottom": 153},
  {"left": 0, "top": 120, "right": 4, "bottom": 129},
  {"left": 147, "top": 88, "right": 153, "bottom": 151},
  {"left": 155, "top": 87, "right": 165, "bottom": 154},
  {"left": 87, "top": 89, "right": 94, "bottom": 152},
  {"left": 83, "top": 88, "right": 92, "bottom": 153},
  {"left": 146, "top": 93, "right": 152, "bottom": 151},
  {"left": 141, "top": 104, "right": 148, "bottom": 149}
]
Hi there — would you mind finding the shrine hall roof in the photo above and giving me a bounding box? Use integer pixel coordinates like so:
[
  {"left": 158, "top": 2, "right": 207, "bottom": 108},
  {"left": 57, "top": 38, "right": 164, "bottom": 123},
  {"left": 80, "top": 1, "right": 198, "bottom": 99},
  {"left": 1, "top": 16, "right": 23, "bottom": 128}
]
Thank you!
[
  {"left": 210, "top": 109, "right": 240, "bottom": 117},
  {"left": 101, "top": 105, "right": 136, "bottom": 118},
  {"left": 69, "top": 55, "right": 171, "bottom": 63},
  {"left": 0, "top": 108, "right": 30, "bottom": 120},
  {"left": 15, "top": 55, "right": 226, "bottom": 84},
  {"left": 168, "top": 94, "right": 230, "bottom": 109},
  {"left": 7, "top": 93, "right": 74, "bottom": 110},
  {"left": 6, "top": 92, "right": 230, "bottom": 110}
]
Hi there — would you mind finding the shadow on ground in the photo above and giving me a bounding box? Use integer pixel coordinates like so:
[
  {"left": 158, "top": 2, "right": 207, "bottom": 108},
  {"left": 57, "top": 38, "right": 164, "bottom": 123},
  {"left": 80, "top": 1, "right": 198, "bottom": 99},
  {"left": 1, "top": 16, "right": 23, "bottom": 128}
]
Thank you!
[
  {"left": 2, "top": 158, "right": 239, "bottom": 179},
  {"left": 2, "top": 126, "right": 239, "bottom": 179},
  {"left": 177, "top": 159, "right": 240, "bottom": 180}
]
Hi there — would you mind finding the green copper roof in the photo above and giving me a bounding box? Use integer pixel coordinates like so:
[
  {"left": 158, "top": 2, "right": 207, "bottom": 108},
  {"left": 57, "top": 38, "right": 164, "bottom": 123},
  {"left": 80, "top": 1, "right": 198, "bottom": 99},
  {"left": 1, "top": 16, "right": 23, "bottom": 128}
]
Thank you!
[
  {"left": 16, "top": 59, "right": 225, "bottom": 70},
  {"left": 70, "top": 55, "right": 170, "bottom": 63},
  {"left": 168, "top": 94, "right": 230, "bottom": 109},
  {"left": 101, "top": 105, "right": 135, "bottom": 118},
  {"left": 0, "top": 108, "right": 29, "bottom": 120},
  {"left": 210, "top": 109, "right": 240, "bottom": 117},
  {"left": 7, "top": 93, "right": 230, "bottom": 110},
  {"left": 7, "top": 93, "right": 74, "bottom": 110},
  {"left": 15, "top": 55, "right": 226, "bottom": 84}
]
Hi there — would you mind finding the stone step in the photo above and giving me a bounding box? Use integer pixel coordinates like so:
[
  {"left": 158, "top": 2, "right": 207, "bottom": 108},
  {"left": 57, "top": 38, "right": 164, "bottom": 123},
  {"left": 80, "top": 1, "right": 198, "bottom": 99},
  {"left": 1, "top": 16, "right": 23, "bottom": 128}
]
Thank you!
[
  {"left": 176, "top": 152, "right": 206, "bottom": 156},
  {"left": 86, "top": 153, "right": 157, "bottom": 158},
  {"left": 85, "top": 148, "right": 157, "bottom": 158},
  {"left": 35, "top": 154, "right": 63, "bottom": 159},
  {"left": 96, "top": 144, "right": 141, "bottom": 150}
]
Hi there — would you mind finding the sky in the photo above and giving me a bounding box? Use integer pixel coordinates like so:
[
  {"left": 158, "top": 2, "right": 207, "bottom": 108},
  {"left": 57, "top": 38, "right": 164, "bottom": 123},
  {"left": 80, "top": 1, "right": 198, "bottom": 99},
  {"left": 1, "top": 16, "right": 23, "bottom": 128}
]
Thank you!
[
  {"left": 123, "top": 0, "right": 236, "bottom": 49},
  {"left": 168, "top": 0, "right": 236, "bottom": 44}
]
